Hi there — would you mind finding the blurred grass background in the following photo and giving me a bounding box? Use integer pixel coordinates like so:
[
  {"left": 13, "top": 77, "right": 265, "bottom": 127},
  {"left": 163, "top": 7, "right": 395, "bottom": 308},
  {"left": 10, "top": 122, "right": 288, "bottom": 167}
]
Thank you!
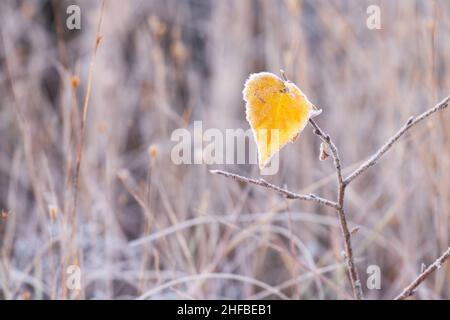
[{"left": 0, "top": 0, "right": 449, "bottom": 299}]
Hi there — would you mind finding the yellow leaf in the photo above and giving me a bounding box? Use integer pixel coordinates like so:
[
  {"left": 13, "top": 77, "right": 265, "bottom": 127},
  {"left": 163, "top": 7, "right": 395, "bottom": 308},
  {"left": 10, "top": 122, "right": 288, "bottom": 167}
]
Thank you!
[{"left": 243, "top": 72, "right": 315, "bottom": 169}]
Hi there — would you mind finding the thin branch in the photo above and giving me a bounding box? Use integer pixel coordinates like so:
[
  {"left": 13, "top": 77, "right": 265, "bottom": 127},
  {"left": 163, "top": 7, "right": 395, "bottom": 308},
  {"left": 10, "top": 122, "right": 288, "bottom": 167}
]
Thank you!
[
  {"left": 308, "top": 119, "right": 363, "bottom": 300},
  {"left": 395, "top": 247, "right": 450, "bottom": 300},
  {"left": 209, "top": 170, "right": 339, "bottom": 210},
  {"left": 309, "top": 119, "right": 345, "bottom": 187},
  {"left": 337, "top": 205, "right": 363, "bottom": 299},
  {"left": 345, "top": 95, "right": 450, "bottom": 185}
]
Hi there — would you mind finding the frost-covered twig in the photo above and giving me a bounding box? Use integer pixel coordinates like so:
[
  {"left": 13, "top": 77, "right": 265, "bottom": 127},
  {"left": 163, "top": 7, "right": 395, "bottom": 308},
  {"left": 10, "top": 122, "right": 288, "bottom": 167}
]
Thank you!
[
  {"left": 308, "top": 119, "right": 344, "bottom": 186},
  {"left": 210, "top": 170, "right": 339, "bottom": 210},
  {"left": 395, "top": 247, "right": 450, "bottom": 300},
  {"left": 345, "top": 95, "right": 450, "bottom": 185},
  {"left": 308, "top": 119, "right": 363, "bottom": 300}
]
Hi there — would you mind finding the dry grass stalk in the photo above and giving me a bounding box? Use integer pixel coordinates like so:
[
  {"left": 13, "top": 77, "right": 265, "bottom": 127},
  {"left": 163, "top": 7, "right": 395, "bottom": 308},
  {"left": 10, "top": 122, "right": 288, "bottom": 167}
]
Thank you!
[{"left": 71, "top": 0, "right": 106, "bottom": 217}]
